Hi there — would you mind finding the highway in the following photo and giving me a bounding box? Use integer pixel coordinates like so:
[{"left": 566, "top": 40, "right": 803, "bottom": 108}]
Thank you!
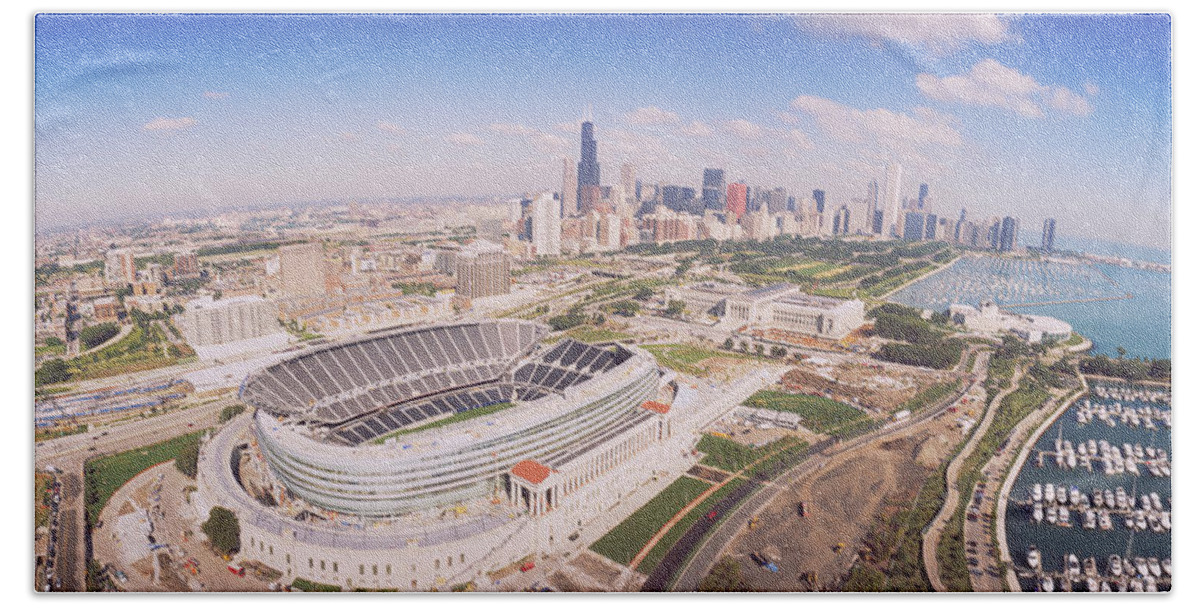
[{"left": 36, "top": 395, "right": 235, "bottom": 591}]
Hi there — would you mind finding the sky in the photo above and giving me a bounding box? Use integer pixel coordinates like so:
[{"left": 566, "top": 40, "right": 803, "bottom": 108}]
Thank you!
[{"left": 34, "top": 13, "right": 1171, "bottom": 248}]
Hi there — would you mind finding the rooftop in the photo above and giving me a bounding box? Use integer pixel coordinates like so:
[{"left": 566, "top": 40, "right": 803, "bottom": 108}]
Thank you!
[
  {"left": 641, "top": 400, "right": 671, "bottom": 415},
  {"left": 511, "top": 459, "right": 553, "bottom": 484}
]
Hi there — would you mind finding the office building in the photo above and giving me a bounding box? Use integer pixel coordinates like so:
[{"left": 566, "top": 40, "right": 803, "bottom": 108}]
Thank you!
[
  {"left": 812, "top": 189, "right": 826, "bottom": 214},
  {"left": 999, "top": 216, "right": 1020, "bottom": 252},
  {"left": 455, "top": 239, "right": 512, "bottom": 299},
  {"left": 882, "top": 162, "right": 903, "bottom": 237},
  {"left": 903, "top": 212, "right": 927, "bottom": 241},
  {"left": 173, "top": 252, "right": 200, "bottom": 279},
  {"left": 104, "top": 249, "right": 136, "bottom": 286},
  {"left": 1042, "top": 218, "right": 1056, "bottom": 252},
  {"left": 176, "top": 295, "right": 282, "bottom": 347},
  {"left": 620, "top": 163, "right": 637, "bottom": 205},
  {"left": 576, "top": 121, "right": 600, "bottom": 206},
  {"left": 530, "top": 193, "right": 562, "bottom": 257},
  {"left": 924, "top": 214, "right": 938, "bottom": 240},
  {"left": 832, "top": 205, "right": 852, "bottom": 235},
  {"left": 720, "top": 283, "right": 866, "bottom": 340},
  {"left": 918, "top": 183, "right": 929, "bottom": 210},
  {"left": 279, "top": 242, "right": 328, "bottom": 298},
  {"left": 561, "top": 158, "right": 578, "bottom": 216},
  {"left": 702, "top": 168, "right": 726, "bottom": 211},
  {"left": 726, "top": 182, "right": 749, "bottom": 219}
]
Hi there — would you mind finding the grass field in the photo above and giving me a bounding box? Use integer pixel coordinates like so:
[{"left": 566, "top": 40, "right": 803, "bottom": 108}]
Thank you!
[
  {"left": 636, "top": 476, "right": 751, "bottom": 574},
  {"left": 35, "top": 424, "right": 88, "bottom": 442},
  {"left": 373, "top": 402, "right": 516, "bottom": 444},
  {"left": 642, "top": 343, "right": 756, "bottom": 377},
  {"left": 589, "top": 476, "right": 711, "bottom": 565},
  {"left": 291, "top": 577, "right": 342, "bottom": 592},
  {"left": 741, "top": 390, "right": 868, "bottom": 433},
  {"left": 901, "top": 380, "right": 963, "bottom": 413},
  {"left": 36, "top": 472, "right": 53, "bottom": 529},
  {"left": 83, "top": 430, "right": 206, "bottom": 525},
  {"left": 564, "top": 327, "right": 634, "bottom": 343}
]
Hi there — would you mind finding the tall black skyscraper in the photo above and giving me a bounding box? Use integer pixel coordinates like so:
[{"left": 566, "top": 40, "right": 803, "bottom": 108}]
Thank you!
[
  {"left": 701, "top": 168, "right": 726, "bottom": 211},
  {"left": 917, "top": 183, "right": 929, "bottom": 210},
  {"left": 812, "top": 189, "right": 826, "bottom": 214},
  {"left": 999, "top": 216, "right": 1020, "bottom": 252},
  {"left": 576, "top": 121, "right": 600, "bottom": 202},
  {"left": 1042, "top": 218, "right": 1056, "bottom": 252}
]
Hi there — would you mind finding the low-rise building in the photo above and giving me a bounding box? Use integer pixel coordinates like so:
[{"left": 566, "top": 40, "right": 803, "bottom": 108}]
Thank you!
[
  {"left": 720, "top": 283, "right": 866, "bottom": 340},
  {"left": 949, "top": 300, "right": 1072, "bottom": 344}
]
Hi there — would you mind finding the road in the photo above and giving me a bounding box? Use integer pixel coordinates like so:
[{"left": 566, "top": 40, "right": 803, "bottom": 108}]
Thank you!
[
  {"left": 36, "top": 396, "right": 234, "bottom": 591},
  {"left": 663, "top": 353, "right": 986, "bottom": 591},
  {"left": 922, "top": 359, "right": 1022, "bottom": 592}
]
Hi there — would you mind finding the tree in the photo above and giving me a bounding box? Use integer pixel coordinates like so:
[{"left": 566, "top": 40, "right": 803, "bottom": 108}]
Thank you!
[
  {"left": 35, "top": 358, "right": 71, "bottom": 386},
  {"left": 1116, "top": 346, "right": 1127, "bottom": 359},
  {"left": 723, "top": 337, "right": 734, "bottom": 350},
  {"left": 79, "top": 322, "right": 120, "bottom": 350},
  {"left": 219, "top": 404, "right": 246, "bottom": 423},
  {"left": 175, "top": 438, "right": 200, "bottom": 479},
  {"left": 633, "top": 285, "right": 655, "bottom": 301},
  {"left": 754, "top": 344, "right": 765, "bottom": 357},
  {"left": 699, "top": 557, "right": 744, "bottom": 592},
  {"left": 44, "top": 336, "right": 65, "bottom": 347},
  {"left": 202, "top": 506, "right": 241, "bottom": 555}
]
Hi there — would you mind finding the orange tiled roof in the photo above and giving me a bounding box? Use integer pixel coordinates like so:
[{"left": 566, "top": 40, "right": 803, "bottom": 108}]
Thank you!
[
  {"left": 511, "top": 459, "right": 552, "bottom": 484},
  {"left": 641, "top": 400, "right": 671, "bottom": 415}
]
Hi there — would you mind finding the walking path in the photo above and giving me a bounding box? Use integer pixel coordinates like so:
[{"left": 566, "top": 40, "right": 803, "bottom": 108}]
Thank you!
[
  {"left": 995, "top": 371, "right": 1088, "bottom": 591},
  {"left": 923, "top": 362, "right": 1023, "bottom": 592}
]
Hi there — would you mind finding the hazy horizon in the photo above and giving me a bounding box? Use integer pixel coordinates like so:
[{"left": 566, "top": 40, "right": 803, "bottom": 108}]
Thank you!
[{"left": 35, "top": 13, "right": 1171, "bottom": 247}]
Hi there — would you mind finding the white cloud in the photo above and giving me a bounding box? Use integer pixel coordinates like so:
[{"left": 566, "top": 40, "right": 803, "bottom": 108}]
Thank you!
[
  {"left": 916, "top": 58, "right": 1093, "bottom": 117},
  {"left": 800, "top": 14, "right": 1015, "bottom": 56},
  {"left": 724, "top": 119, "right": 764, "bottom": 140},
  {"left": 487, "top": 123, "right": 568, "bottom": 153},
  {"left": 790, "top": 95, "right": 962, "bottom": 148},
  {"left": 624, "top": 106, "right": 681, "bottom": 126},
  {"left": 784, "top": 129, "right": 815, "bottom": 150},
  {"left": 445, "top": 132, "right": 483, "bottom": 146},
  {"left": 773, "top": 110, "right": 800, "bottom": 125},
  {"left": 142, "top": 117, "right": 196, "bottom": 131},
  {"left": 202, "top": 91, "right": 229, "bottom": 99},
  {"left": 488, "top": 123, "right": 538, "bottom": 136},
  {"left": 1084, "top": 80, "right": 1101, "bottom": 97},
  {"left": 554, "top": 121, "right": 580, "bottom": 134},
  {"left": 377, "top": 121, "right": 405, "bottom": 134},
  {"left": 1047, "top": 86, "right": 1093, "bottom": 116},
  {"left": 679, "top": 121, "right": 713, "bottom": 137}
]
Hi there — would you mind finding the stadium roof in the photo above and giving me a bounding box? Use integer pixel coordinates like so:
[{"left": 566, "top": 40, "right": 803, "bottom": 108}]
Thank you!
[
  {"left": 640, "top": 400, "right": 671, "bottom": 414},
  {"left": 511, "top": 459, "right": 553, "bottom": 484}
]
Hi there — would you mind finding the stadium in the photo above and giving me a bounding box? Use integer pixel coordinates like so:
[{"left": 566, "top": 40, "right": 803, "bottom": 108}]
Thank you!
[{"left": 193, "top": 319, "right": 707, "bottom": 590}]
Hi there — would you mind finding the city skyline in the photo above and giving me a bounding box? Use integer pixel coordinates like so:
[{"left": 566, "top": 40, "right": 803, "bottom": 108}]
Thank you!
[{"left": 35, "top": 14, "right": 1170, "bottom": 247}]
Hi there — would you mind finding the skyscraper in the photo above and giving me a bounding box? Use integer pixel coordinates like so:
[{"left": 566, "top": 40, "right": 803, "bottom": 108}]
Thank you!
[
  {"left": 726, "top": 183, "right": 749, "bottom": 219},
  {"left": 864, "top": 180, "right": 881, "bottom": 234},
  {"left": 903, "top": 212, "right": 926, "bottom": 241},
  {"left": 104, "top": 249, "right": 135, "bottom": 286},
  {"left": 561, "top": 157, "right": 577, "bottom": 217},
  {"left": 999, "top": 216, "right": 1020, "bottom": 252},
  {"left": 576, "top": 121, "right": 600, "bottom": 205},
  {"left": 882, "top": 162, "right": 903, "bottom": 237},
  {"left": 279, "top": 242, "right": 327, "bottom": 298},
  {"left": 918, "top": 183, "right": 929, "bottom": 210},
  {"left": 620, "top": 163, "right": 637, "bottom": 205},
  {"left": 455, "top": 239, "right": 512, "bottom": 300},
  {"left": 832, "top": 205, "right": 851, "bottom": 235},
  {"left": 702, "top": 168, "right": 726, "bottom": 211},
  {"left": 812, "top": 189, "right": 826, "bottom": 214},
  {"left": 1042, "top": 218, "right": 1057, "bottom": 252},
  {"left": 531, "top": 192, "right": 562, "bottom": 257}
]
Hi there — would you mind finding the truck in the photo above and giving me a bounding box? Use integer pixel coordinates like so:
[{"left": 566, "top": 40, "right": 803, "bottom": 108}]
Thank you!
[
  {"left": 228, "top": 565, "right": 246, "bottom": 577},
  {"left": 797, "top": 501, "right": 808, "bottom": 517},
  {"left": 519, "top": 561, "right": 535, "bottom": 573}
]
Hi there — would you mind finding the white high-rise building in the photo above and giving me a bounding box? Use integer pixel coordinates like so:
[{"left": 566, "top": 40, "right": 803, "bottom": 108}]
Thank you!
[
  {"left": 531, "top": 192, "right": 562, "bottom": 257},
  {"left": 882, "top": 162, "right": 903, "bottom": 238}
]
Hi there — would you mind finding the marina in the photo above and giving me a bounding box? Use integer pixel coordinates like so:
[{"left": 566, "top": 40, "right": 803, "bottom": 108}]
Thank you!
[{"left": 1004, "top": 386, "right": 1171, "bottom": 592}]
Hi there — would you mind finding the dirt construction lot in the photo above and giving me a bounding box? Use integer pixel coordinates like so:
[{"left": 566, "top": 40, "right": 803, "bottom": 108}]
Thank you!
[{"left": 727, "top": 416, "right": 961, "bottom": 591}]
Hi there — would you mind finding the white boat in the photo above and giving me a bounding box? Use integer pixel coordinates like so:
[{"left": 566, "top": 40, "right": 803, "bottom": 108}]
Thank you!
[
  {"left": 1123, "top": 443, "right": 1133, "bottom": 458},
  {"left": 1141, "top": 494, "right": 1151, "bottom": 511},
  {"left": 1092, "top": 488, "right": 1103, "bottom": 505},
  {"left": 1134, "top": 443, "right": 1145, "bottom": 459},
  {"left": 1125, "top": 514, "right": 1135, "bottom": 529},
  {"left": 1086, "top": 577, "right": 1099, "bottom": 592},
  {"left": 1031, "top": 484, "right": 1043, "bottom": 502},
  {"left": 1148, "top": 557, "right": 1162, "bottom": 577},
  {"left": 1070, "top": 486, "right": 1081, "bottom": 506},
  {"left": 1040, "top": 576, "right": 1055, "bottom": 592},
  {"left": 1066, "top": 554, "right": 1081, "bottom": 578},
  {"left": 1103, "top": 457, "right": 1114, "bottom": 475},
  {"left": 1113, "top": 457, "right": 1125, "bottom": 474},
  {"left": 1083, "top": 509, "right": 1096, "bottom": 530},
  {"left": 1078, "top": 443, "right": 1088, "bottom": 457},
  {"left": 1116, "top": 487, "right": 1128, "bottom": 509},
  {"left": 1162, "top": 558, "right": 1171, "bottom": 576},
  {"left": 1150, "top": 492, "right": 1162, "bottom": 511},
  {"left": 1145, "top": 577, "right": 1157, "bottom": 593},
  {"left": 1161, "top": 511, "right": 1171, "bottom": 530},
  {"left": 1027, "top": 546, "right": 1042, "bottom": 569},
  {"left": 1099, "top": 510, "right": 1113, "bottom": 530},
  {"left": 1108, "top": 555, "right": 1122, "bottom": 577},
  {"left": 1101, "top": 581, "right": 1112, "bottom": 592},
  {"left": 1058, "top": 506, "right": 1071, "bottom": 526},
  {"left": 1067, "top": 450, "right": 1078, "bottom": 469},
  {"left": 1129, "top": 578, "right": 1144, "bottom": 592},
  {"left": 1088, "top": 439, "right": 1098, "bottom": 456},
  {"left": 1056, "top": 485, "right": 1068, "bottom": 504},
  {"left": 1135, "top": 557, "right": 1149, "bottom": 577},
  {"left": 1136, "top": 511, "right": 1148, "bottom": 531},
  {"left": 1104, "top": 489, "right": 1115, "bottom": 509},
  {"left": 1033, "top": 503, "right": 1044, "bottom": 523},
  {"left": 1047, "top": 506, "right": 1058, "bottom": 524},
  {"left": 1044, "top": 483, "right": 1055, "bottom": 504},
  {"left": 1125, "top": 456, "right": 1138, "bottom": 475}
]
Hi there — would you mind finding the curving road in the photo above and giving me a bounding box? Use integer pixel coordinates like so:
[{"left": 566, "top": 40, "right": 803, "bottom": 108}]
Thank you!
[
  {"left": 922, "top": 359, "right": 1021, "bottom": 592},
  {"left": 663, "top": 352, "right": 986, "bottom": 591}
]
